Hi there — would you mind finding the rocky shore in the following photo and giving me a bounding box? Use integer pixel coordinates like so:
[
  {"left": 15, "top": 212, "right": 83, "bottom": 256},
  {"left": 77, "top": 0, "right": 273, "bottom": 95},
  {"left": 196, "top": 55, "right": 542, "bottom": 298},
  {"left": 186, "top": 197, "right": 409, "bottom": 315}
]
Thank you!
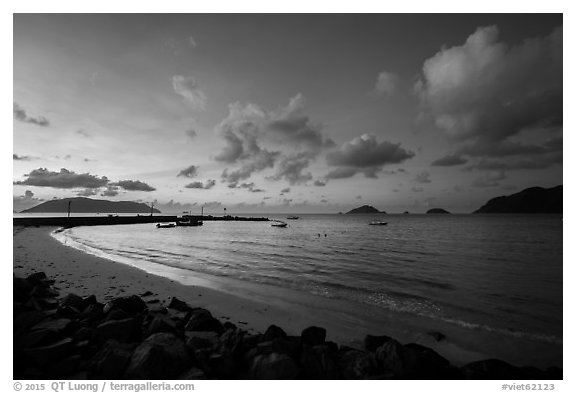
[{"left": 14, "top": 272, "right": 562, "bottom": 380}]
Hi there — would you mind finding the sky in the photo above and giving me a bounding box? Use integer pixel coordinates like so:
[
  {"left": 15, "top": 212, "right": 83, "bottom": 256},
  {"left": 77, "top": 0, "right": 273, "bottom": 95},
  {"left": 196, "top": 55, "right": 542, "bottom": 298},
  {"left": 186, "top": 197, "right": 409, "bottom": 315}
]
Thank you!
[{"left": 13, "top": 14, "right": 563, "bottom": 214}]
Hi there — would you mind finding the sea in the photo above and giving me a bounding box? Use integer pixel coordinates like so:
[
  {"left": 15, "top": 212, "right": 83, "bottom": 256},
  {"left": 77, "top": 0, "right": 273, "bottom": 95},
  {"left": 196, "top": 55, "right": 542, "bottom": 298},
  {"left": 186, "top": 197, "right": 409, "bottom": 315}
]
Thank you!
[{"left": 36, "top": 213, "right": 562, "bottom": 368}]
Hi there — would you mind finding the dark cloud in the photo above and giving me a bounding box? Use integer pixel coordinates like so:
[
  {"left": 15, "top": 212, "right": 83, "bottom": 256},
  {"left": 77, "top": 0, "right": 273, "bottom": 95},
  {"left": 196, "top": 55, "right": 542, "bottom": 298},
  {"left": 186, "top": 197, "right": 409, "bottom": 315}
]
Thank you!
[
  {"left": 313, "top": 180, "right": 326, "bottom": 187},
  {"left": 14, "top": 168, "right": 109, "bottom": 189},
  {"left": 185, "top": 179, "right": 216, "bottom": 190},
  {"left": 431, "top": 154, "right": 467, "bottom": 167},
  {"left": 356, "top": 195, "right": 362, "bottom": 200},
  {"left": 412, "top": 187, "right": 424, "bottom": 193},
  {"left": 416, "top": 25, "right": 562, "bottom": 163},
  {"left": 13, "top": 154, "right": 32, "bottom": 161},
  {"left": 172, "top": 75, "right": 206, "bottom": 110},
  {"left": 414, "top": 171, "right": 431, "bottom": 184},
  {"left": 326, "top": 134, "right": 414, "bottom": 179},
  {"left": 112, "top": 180, "right": 156, "bottom": 192},
  {"left": 221, "top": 150, "right": 279, "bottom": 184},
  {"left": 471, "top": 171, "right": 507, "bottom": 188},
  {"left": 177, "top": 165, "right": 199, "bottom": 178},
  {"left": 269, "top": 152, "right": 313, "bottom": 185},
  {"left": 13, "top": 190, "right": 43, "bottom": 212},
  {"left": 13, "top": 103, "right": 50, "bottom": 127},
  {"left": 100, "top": 186, "right": 119, "bottom": 197},
  {"left": 76, "top": 129, "right": 91, "bottom": 138},
  {"left": 280, "top": 187, "right": 291, "bottom": 193},
  {"left": 465, "top": 153, "right": 562, "bottom": 171}
]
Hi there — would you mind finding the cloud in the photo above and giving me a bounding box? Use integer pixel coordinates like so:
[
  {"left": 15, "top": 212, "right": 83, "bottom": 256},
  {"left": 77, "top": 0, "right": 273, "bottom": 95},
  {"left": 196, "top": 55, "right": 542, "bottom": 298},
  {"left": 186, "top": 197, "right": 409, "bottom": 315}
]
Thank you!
[
  {"left": 465, "top": 153, "right": 562, "bottom": 171},
  {"left": 356, "top": 195, "right": 362, "bottom": 200},
  {"left": 375, "top": 71, "right": 399, "bottom": 97},
  {"left": 13, "top": 103, "right": 50, "bottom": 127},
  {"left": 214, "top": 95, "right": 333, "bottom": 186},
  {"left": 414, "top": 171, "right": 431, "bottom": 183},
  {"left": 100, "top": 186, "right": 119, "bottom": 197},
  {"left": 412, "top": 187, "right": 424, "bottom": 193},
  {"left": 431, "top": 154, "right": 467, "bottom": 166},
  {"left": 471, "top": 170, "right": 507, "bottom": 188},
  {"left": 185, "top": 128, "right": 197, "bottom": 139},
  {"left": 269, "top": 152, "right": 313, "bottom": 185},
  {"left": 185, "top": 179, "right": 216, "bottom": 190},
  {"left": 415, "top": 25, "right": 562, "bottom": 163},
  {"left": 77, "top": 129, "right": 92, "bottom": 138},
  {"left": 14, "top": 168, "right": 109, "bottom": 189},
  {"left": 112, "top": 180, "right": 156, "bottom": 192},
  {"left": 13, "top": 154, "right": 32, "bottom": 161},
  {"left": 13, "top": 190, "right": 44, "bottom": 212},
  {"left": 172, "top": 75, "right": 206, "bottom": 110},
  {"left": 189, "top": 36, "right": 197, "bottom": 47},
  {"left": 280, "top": 187, "right": 291, "bottom": 193},
  {"left": 313, "top": 180, "right": 326, "bottom": 187},
  {"left": 177, "top": 165, "right": 199, "bottom": 178},
  {"left": 325, "top": 134, "right": 414, "bottom": 179},
  {"left": 77, "top": 188, "right": 98, "bottom": 197}
]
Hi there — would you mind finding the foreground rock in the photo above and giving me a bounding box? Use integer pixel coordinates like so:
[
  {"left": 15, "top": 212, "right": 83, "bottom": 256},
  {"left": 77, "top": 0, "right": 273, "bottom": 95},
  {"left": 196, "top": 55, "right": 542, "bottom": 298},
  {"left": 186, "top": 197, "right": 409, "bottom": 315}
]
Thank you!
[{"left": 13, "top": 272, "right": 561, "bottom": 380}]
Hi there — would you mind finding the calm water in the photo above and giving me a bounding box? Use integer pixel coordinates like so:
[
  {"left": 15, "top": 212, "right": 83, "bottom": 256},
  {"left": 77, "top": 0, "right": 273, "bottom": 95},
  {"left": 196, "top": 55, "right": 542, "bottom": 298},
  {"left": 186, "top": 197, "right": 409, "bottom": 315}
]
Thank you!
[{"left": 52, "top": 214, "right": 562, "bottom": 356}]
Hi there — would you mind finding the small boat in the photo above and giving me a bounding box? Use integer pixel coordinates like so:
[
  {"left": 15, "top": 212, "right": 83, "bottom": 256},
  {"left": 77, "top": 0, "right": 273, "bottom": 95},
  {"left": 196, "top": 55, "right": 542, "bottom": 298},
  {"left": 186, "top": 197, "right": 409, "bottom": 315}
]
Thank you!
[
  {"left": 176, "top": 220, "right": 203, "bottom": 227},
  {"left": 271, "top": 221, "right": 288, "bottom": 228},
  {"left": 156, "top": 223, "right": 176, "bottom": 228},
  {"left": 368, "top": 221, "right": 388, "bottom": 226},
  {"left": 287, "top": 216, "right": 299, "bottom": 219}
]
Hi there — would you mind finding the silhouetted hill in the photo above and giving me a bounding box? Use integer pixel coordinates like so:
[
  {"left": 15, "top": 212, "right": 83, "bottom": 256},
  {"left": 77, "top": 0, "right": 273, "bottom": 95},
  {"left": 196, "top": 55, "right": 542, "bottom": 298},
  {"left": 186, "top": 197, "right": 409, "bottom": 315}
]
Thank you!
[
  {"left": 474, "top": 186, "right": 562, "bottom": 214},
  {"left": 426, "top": 208, "right": 450, "bottom": 214},
  {"left": 21, "top": 197, "right": 161, "bottom": 214},
  {"left": 346, "top": 205, "right": 385, "bottom": 214}
]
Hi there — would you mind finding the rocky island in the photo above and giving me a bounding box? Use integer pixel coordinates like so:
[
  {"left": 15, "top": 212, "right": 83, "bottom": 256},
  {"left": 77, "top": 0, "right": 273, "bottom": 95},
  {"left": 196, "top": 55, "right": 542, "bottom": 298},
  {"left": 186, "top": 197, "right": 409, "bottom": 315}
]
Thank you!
[
  {"left": 345, "top": 205, "right": 385, "bottom": 214},
  {"left": 474, "top": 186, "right": 562, "bottom": 214},
  {"left": 20, "top": 197, "right": 161, "bottom": 214},
  {"left": 426, "top": 208, "right": 451, "bottom": 214}
]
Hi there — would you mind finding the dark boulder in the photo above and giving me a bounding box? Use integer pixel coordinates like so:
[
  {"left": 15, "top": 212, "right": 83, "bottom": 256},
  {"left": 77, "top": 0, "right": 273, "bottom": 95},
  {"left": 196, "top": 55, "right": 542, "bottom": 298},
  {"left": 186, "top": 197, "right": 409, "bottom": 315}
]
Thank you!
[
  {"left": 185, "top": 308, "right": 223, "bottom": 334},
  {"left": 338, "top": 348, "right": 377, "bottom": 379},
  {"left": 374, "top": 338, "right": 405, "bottom": 377},
  {"left": 185, "top": 331, "right": 219, "bottom": 351},
  {"left": 144, "top": 314, "right": 178, "bottom": 338},
  {"left": 364, "top": 334, "right": 392, "bottom": 352},
  {"left": 88, "top": 341, "right": 133, "bottom": 379},
  {"left": 124, "top": 333, "right": 192, "bottom": 379},
  {"left": 179, "top": 367, "right": 207, "bottom": 379},
  {"left": 96, "top": 318, "right": 139, "bottom": 343},
  {"left": 103, "top": 295, "right": 147, "bottom": 315},
  {"left": 402, "top": 343, "right": 453, "bottom": 379},
  {"left": 168, "top": 297, "right": 192, "bottom": 312},
  {"left": 461, "top": 359, "right": 526, "bottom": 380},
  {"left": 60, "top": 293, "right": 83, "bottom": 309},
  {"left": 263, "top": 324, "right": 287, "bottom": 341},
  {"left": 300, "top": 344, "right": 341, "bottom": 379},
  {"left": 24, "top": 337, "right": 74, "bottom": 368},
  {"left": 301, "top": 326, "right": 326, "bottom": 347},
  {"left": 249, "top": 352, "right": 301, "bottom": 379}
]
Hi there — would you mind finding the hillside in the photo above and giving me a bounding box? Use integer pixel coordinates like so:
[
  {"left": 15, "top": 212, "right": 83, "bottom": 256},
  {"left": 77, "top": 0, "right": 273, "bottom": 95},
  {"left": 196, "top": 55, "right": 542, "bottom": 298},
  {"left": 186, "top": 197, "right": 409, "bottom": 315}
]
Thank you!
[
  {"left": 426, "top": 208, "right": 451, "bottom": 214},
  {"left": 345, "top": 205, "right": 384, "bottom": 214},
  {"left": 21, "top": 197, "right": 161, "bottom": 214},
  {"left": 474, "top": 186, "right": 562, "bottom": 214}
]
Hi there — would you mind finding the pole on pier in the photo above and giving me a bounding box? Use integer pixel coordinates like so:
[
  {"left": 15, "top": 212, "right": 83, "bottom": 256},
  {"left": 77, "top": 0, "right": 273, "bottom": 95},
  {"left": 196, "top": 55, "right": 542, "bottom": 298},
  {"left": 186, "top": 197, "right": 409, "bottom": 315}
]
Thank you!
[
  {"left": 150, "top": 202, "right": 154, "bottom": 217},
  {"left": 67, "top": 201, "right": 71, "bottom": 218}
]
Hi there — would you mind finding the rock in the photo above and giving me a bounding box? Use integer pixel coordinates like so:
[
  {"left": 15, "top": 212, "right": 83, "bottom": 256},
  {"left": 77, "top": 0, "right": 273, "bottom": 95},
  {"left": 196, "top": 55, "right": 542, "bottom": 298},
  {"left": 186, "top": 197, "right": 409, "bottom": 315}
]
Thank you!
[
  {"left": 14, "top": 310, "right": 53, "bottom": 331},
  {"left": 185, "top": 331, "right": 219, "bottom": 350},
  {"left": 426, "top": 208, "right": 451, "bottom": 214},
  {"left": 24, "top": 337, "right": 74, "bottom": 368},
  {"left": 301, "top": 326, "right": 326, "bottom": 346},
  {"left": 140, "top": 291, "right": 154, "bottom": 297},
  {"left": 31, "top": 318, "right": 72, "bottom": 334},
  {"left": 145, "top": 314, "right": 178, "bottom": 337},
  {"left": 105, "top": 308, "right": 131, "bottom": 321},
  {"left": 17, "top": 329, "right": 60, "bottom": 349},
  {"left": 249, "top": 352, "right": 301, "bottom": 379},
  {"left": 364, "top": 334, "right": 392, "bottom": 352},
  {"left": 168, "top": 297, "right": 191, "bottom": 312},
  {"left": 300, "top": 344, "right": 341, "bottom": 379},
  {"left": 96, "top": 318, "right": 138, "bottom": 343},
  {"left": 338, "top": 348, "right": 376, "bottom": 379},
  {"left": 427, "top": 332, "right": 446, "bottom": 342},
  {"left": 88, "top": 341, "right": 133, "bottom": 379},
  {"left": 179, "top": 367, "right": 207, "bottom": 379},
  {"left": 374, "top": 339, "right": 405, "bottom": 377},
  {"left": 271, "top": 336, "right": 301, "bottom": 360},
  {"left": 60, "top": 293, "right": 83, "bottom": 309},
  {"left": 48, "top": 354, "right": 84, "bottom": 378},
  {"left": 207, "top": 353, "right": 237, "bottom": 379},
  {"left": 103, "top": 295, "right": 147, "bottom": 315},
  {"left": 185, "top": 308, "right": 223, "bottom": 334},
  {"left": 461, "top": 359, "right": 525, "bottom": 380},
  {"left": 80, "top": 304, "right": 104, "bottom": 323},
  {"left": 26, "top": 272, "right": 48, "bottom": 285},
  {"left": 263, "top": 324, "right": 287, "bottom": 341},
  {"left": 402, "top": 343, "right": 453, "bottom": 379},
  {"left": 79, "top": 295, "right": 97, "bottom": 311},
  {"left": 124, "top": 333, "right": 192, "bottom": 379},
  {"left": 219, "top": 327, "right": 245, "bottom": 357},
  {"left": 57, "top": 306, "right": 80, "bottom": 318},
  {"left": 14, "top": 277, "right": 33, "bottom": 302}
]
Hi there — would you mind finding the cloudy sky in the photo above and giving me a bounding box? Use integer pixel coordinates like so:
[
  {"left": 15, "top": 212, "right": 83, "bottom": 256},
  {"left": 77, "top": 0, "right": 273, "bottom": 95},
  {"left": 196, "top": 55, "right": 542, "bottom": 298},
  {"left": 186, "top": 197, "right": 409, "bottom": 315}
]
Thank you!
[{"left": 13, "top": 14, "right": 562, "bottom": 213}]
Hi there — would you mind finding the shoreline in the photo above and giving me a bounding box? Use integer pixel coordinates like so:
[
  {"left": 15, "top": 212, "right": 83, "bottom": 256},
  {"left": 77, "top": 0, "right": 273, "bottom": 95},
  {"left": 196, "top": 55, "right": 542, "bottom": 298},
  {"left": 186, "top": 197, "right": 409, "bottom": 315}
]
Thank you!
[{"left": 13, "top": 225, "right": 562, "bottom": 370}]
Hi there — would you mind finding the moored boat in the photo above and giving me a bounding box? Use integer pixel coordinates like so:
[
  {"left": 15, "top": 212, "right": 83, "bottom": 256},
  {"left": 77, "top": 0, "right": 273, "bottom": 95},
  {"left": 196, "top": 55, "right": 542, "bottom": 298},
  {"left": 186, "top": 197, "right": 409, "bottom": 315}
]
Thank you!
[
  {"left": 156, "top": 223, "right": 176, "bottom": 228},
  {"left": 368, "top": 221, "right": 388, "bottom": 226}
]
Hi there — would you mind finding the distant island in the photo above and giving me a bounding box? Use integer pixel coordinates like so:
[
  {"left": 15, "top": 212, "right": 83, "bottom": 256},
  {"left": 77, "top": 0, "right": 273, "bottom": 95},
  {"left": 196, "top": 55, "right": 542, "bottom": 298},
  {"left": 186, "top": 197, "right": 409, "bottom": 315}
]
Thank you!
[
  {"left": 20, "top": 197, "right": 161, "bottom": 214},
  {"left": 346, "top": 205, "right": 385, "bottom": 214},
  {"left": 474, "top": 185, "right": 562, "bottom": 214},
  {"left": 426, "top": 208, "right": 450, "bottom": 214}
]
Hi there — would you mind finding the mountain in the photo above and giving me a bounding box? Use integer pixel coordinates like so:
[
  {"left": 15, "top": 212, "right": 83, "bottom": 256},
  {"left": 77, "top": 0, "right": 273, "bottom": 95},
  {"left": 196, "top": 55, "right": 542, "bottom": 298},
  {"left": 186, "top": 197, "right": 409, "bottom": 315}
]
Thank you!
[
  {"left": 346, "top": 205, "right": 385, "bottom": 214},
  {"left": 426, "top": 208, "right": 450, "bottom": 214},
  {"left": 474, "top": 186, "right": 562, "bottom": 214},
  {"left": 21, "top": 197, "right": 161, "bottom": 214}
]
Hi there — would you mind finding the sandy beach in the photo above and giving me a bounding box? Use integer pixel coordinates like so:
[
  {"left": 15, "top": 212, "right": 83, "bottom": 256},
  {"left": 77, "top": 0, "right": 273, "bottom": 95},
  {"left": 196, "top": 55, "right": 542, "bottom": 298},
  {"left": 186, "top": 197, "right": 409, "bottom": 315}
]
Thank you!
[{"left": 13, "top": 225, "right": 562, "bottom": 370}]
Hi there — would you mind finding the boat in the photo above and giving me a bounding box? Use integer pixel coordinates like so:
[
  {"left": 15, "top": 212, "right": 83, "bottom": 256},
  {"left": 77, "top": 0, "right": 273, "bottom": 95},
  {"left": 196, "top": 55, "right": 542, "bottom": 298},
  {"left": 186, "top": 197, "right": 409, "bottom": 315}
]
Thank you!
[
  {"left": 271, "top": 220, "right": 288, "bottom": 228},
  {"left": 368, "top": 221, "right": 388, "bottom": 226},
  {"left": 287, "top": 216, "right": 299, "bottom": 219},
  {"left": 176, "top": 219, "right": 203, "bottom": 227},
  {"left": 156, "top": 223, "right": 176, "bottom": 228}
]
